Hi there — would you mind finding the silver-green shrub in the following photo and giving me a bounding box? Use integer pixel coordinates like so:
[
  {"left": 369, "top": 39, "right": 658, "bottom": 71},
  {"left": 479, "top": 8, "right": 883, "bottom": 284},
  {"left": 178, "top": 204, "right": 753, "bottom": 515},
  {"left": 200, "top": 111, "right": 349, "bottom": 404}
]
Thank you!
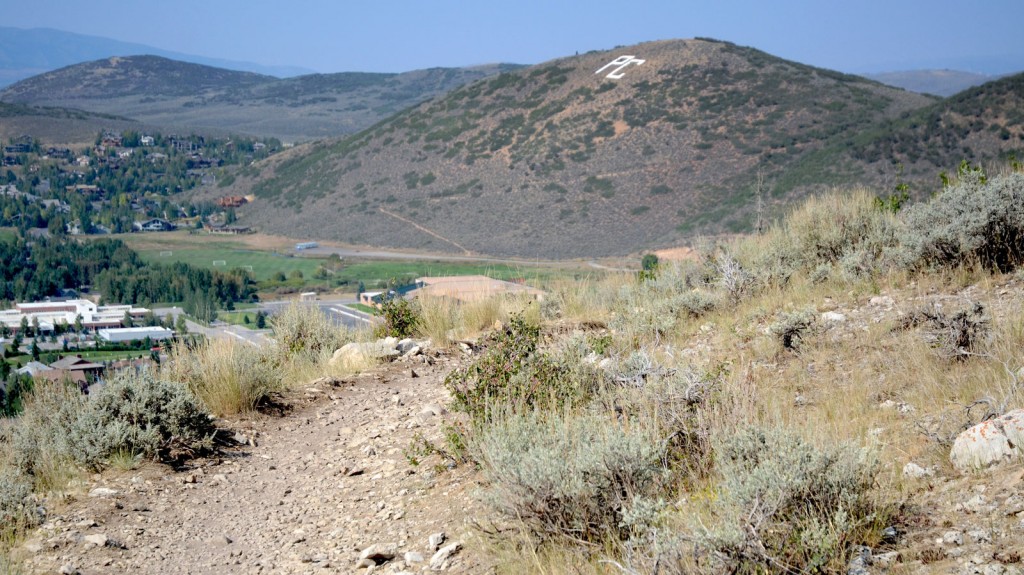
[
  {"left": 0, "top": 469, "right": 41, "bottom": 535},
  {"left": 693, "top": 428, "right": 883, "bottom": 574},
  {"left": 896, "top": 171, "right": 1024, "bottom": 272},
  {"left": 67, "top": 371, "right": 214, "bottom": 470},
  {"left": 769, "top": 309, "right": 815, "bottom": 350},
  {"left": 475, "top": 411, "right": 664, "bottom": 543},
  {"left": 610, "top": 262, "right": 720, "bottom": 344}
]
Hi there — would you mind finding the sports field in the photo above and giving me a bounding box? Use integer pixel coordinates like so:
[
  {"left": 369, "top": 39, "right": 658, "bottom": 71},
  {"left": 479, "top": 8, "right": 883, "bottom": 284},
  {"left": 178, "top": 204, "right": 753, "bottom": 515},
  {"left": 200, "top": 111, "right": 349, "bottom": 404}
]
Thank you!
[
  {"left": 116, "top": 230, "right": 600, "bottom": 290},
  {"left": 136, "top": 247, "right": 322, "bottom": 281}
]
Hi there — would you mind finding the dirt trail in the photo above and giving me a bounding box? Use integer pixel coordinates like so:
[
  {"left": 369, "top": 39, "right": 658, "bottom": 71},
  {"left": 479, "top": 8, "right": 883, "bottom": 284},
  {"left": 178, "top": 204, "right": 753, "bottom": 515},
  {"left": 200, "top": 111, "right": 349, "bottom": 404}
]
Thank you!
[{"left": 19, "top": 355, "right": 489, "bottom": 575}]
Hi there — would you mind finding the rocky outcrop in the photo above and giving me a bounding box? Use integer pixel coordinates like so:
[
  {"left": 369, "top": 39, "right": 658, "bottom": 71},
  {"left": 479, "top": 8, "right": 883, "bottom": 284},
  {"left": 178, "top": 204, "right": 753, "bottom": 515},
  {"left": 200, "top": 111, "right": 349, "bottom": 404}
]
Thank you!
[{"left": 950, "top": 409, "right": 1024, "bottom": 471}]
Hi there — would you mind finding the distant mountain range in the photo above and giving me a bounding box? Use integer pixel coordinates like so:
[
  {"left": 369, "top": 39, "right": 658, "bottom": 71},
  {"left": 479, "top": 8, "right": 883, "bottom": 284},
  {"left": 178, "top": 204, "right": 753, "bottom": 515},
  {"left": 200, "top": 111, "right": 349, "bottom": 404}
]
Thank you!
[
  {"left": 0, "top": 56, "right": 523, "bottom": 141},
  {"left": 0, "top": 26, "right": 313, "bottom": 87},
  {"left": 1, "top": 34, "right": 1020, "bottom": 259},
  {"left": 864, "top": 69, "right": 1001, "bottom": 97}
]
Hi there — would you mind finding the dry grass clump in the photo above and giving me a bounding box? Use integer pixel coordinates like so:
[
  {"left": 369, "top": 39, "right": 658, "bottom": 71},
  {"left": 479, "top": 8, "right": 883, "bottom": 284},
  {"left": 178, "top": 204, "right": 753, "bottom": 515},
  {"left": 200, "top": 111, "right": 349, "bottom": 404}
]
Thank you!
[
  {"left": 540, "top": 276, "right": 623, "bottom": 323},
  {"left": 163, "top": 338, "right": 280, "bottom": 416},
  {"left": 270, "top": 301, "right": 351, "bottom": 364},
  {"left": 415, "top": 296, "right": 459, "bottom": 347},
  {"left": 751, "top": 188, "right": 902, "bottom": 283}
]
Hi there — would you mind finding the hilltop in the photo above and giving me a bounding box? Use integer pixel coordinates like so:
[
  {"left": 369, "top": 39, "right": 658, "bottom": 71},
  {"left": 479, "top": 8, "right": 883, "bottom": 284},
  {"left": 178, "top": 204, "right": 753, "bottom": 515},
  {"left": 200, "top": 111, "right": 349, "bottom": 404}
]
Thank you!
[
  {"left": 789, "top": 72, "right": 1024, "bottom": 194},
  {"left": 222, "top": 38, "right": 935, "bottom": 258},
  {"left": 0, "top": 26, "right": 312, "bottom": 87},
  {"left": 852, "top": 72, "right": 1024, "bottom": 177},
  {"left": 0, "top": 56, "right": 522, "bottom": 142}
]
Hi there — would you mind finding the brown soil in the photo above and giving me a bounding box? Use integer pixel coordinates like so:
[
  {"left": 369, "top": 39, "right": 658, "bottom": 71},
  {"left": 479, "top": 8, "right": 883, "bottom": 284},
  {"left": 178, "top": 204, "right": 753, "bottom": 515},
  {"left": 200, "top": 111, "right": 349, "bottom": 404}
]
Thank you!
[{"left": 18, "top": 355, "right": 490, "bottom": 574}]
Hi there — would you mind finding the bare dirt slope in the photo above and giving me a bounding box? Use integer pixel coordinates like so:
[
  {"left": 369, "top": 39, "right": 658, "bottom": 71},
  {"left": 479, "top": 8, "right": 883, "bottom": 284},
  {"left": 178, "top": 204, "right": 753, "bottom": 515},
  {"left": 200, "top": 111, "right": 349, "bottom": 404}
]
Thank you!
[{"left": 19, "top": 354, "right": 489, "bottom": 575}]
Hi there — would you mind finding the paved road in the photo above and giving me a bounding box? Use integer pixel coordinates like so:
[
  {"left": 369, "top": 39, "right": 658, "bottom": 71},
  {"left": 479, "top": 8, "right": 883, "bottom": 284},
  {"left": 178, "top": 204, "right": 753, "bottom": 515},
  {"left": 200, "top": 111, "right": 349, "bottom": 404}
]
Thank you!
[
  {"left": 152, "top": 300, "right": 376, "bottom": 348},
  {"left": 298, "top": 245, "right": 580, "bottom": 268},
  {"left": 250, "top": 299, "right": 376, "bottom": 330}
]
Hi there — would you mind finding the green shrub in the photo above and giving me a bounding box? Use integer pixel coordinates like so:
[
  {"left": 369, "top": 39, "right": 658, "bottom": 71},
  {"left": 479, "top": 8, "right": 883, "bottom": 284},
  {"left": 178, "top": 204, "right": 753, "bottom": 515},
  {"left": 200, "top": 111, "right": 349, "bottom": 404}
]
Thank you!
[
  {"left": 611, "top": 263, "right": 718, "bottom": 344},
  {"left": 896, "top": 171, "right": 1024, "bottom": 272},
  {"left": 769, "top": 309, "right": 815, "bottom": 350},
  {"left": 374, "top": 296, "right": 419, "bottom": 339},
  {"left": 7, "top": 373, "right": 214, "bottom": 480},
  {"left": 446, "top": 315, "right": 603, "bottom": 427},
  {"left": 693, "top": 428, "right": 884, "bottom": 574},
  {"left": 67, "top": 371, "right": 215, "bottom": 470},
  {"left": 475, "top": 411, "right": 664, "bottom": 543}
]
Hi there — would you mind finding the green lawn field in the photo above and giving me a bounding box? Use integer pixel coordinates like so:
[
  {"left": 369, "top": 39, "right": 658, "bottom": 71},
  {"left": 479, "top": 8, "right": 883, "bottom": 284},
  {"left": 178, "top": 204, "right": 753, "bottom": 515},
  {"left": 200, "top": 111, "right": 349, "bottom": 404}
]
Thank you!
[
  {"left": 136, "top": 247, "right": 323, "bottom": 281},
  {"left": 331, "top": 260, "right": 574, "bottom": 289}
]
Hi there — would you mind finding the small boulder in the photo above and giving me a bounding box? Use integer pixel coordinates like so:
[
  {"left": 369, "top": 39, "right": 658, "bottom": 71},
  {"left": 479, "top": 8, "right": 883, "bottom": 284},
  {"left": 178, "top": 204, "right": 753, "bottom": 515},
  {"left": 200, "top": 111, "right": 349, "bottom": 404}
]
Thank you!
[
  {"left": 820, "top": 311, "right": 846, "bottom": 323},
  {"left": 950, "top": 409, "right": 1024, "bottom": 471},
  {"left": 396, "top": 338, "right": 419, "bottom": 354},
  {"left": 87, "top": 487, "right": 118, "bottom": 498},
  {"left": 429, "top": 542, "right": 461, "bottom": 570},
  {"left": 83, "top": 534, "right": 108, "bottom": 547},
  {"left": 359, "top": 543, "right": 396, "bottom": 565},
  {"left": 902, "top": 462, "right": 934, "bottom": 479}
]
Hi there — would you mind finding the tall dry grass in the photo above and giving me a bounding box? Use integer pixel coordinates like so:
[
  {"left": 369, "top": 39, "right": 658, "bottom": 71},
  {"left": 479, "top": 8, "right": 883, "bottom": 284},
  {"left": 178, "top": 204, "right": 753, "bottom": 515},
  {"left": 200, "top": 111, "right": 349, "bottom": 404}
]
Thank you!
[{"left": 162, "top": 338, "right": 281, "bottom": 416}]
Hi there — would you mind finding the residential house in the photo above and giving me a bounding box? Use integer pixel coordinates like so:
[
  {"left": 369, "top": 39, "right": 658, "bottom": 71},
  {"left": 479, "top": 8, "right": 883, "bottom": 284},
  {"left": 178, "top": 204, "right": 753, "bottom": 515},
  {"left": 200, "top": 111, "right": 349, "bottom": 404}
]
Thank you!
[
  {"left": 132, "top": 218, "right": 175, "bottom": 232},
  {"left": 40, "top": 199, "right": 71, "bottom": 214},
  {"left": 45, "top": 147, "right": 72, "bottom": 160},
  {"left": 15, "top": 361, "right": 51, "bottom": 377},
  {"left": 35, "top": 355, "right": 107, "bottom": 389},
  {"left": 217, "top": 195, "right": 248, "bottom": 208},
  {"left": 208, "top": 225, "right": 253, "bottom": 235}
]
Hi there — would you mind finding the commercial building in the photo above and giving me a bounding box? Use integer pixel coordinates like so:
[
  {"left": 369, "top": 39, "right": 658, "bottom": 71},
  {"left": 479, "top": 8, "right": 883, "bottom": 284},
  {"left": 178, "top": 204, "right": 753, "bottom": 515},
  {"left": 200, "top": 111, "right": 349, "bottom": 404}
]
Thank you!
[
  {"left": 97, "top": 327, "right": 174, "bottom": 343},
  {"left": 0, "top": 299, "right": 150, "bottom": 334}
]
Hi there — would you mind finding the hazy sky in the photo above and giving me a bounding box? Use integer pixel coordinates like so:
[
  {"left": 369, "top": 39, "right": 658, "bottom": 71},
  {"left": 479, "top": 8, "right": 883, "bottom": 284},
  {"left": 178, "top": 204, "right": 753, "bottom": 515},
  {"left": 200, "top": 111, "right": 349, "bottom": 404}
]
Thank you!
[{"left": 4, "top": 0, "right": 1023, "bottom": 74}]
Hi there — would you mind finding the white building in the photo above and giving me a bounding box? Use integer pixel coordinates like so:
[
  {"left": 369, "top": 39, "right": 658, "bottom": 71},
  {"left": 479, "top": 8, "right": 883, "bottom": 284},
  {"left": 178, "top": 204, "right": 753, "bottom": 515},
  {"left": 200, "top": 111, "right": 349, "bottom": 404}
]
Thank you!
[
  {"left": 0, "top": 299, "right": 150, "bottom": 334},
  {"left": 97, "top": 327, "right": 174, "bottom": 343}
]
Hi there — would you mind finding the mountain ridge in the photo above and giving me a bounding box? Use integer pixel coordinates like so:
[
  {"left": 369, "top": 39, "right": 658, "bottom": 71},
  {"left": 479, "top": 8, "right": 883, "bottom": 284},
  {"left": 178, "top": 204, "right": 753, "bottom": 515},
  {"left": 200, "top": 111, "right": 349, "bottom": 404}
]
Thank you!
[
  {"left": 0, "top": 56, "right": 524, "bottom": 141},
  {"left": 0, "top": 26, "right": 313, "bottom": 87},
  {"left": 217, "top": 38, "right": 939, "bottom": 258}
]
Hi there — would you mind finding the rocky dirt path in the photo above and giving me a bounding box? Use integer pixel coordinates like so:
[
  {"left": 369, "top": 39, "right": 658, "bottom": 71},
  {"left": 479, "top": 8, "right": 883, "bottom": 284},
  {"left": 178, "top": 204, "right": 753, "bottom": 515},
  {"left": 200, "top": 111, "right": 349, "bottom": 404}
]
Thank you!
[{"left": 19, "top": 352, "right": 490, "bottom": 575}]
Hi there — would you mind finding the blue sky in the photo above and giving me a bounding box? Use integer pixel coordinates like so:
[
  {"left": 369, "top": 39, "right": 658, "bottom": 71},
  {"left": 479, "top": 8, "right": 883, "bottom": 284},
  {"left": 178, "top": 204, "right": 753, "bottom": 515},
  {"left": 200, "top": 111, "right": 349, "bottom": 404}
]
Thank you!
[{"left": 4, "top": 0, "right": 1023, "bottom": 74}]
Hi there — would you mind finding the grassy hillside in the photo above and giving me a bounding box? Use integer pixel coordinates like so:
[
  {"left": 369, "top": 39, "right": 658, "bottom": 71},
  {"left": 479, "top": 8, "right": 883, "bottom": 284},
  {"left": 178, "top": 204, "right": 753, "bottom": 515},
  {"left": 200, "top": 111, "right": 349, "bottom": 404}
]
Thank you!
[
  {"left": 0, "top": 101, "right": 142, "bottom": 146},
  {"left": 788, "top": 72, "right": 1024, "bottom": 197},
  {"left": 227, "top": 38, "right": 934, "bottom": 258},
  {"left": 0, "top": 56, "right": 522, "bottom": 141}
]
